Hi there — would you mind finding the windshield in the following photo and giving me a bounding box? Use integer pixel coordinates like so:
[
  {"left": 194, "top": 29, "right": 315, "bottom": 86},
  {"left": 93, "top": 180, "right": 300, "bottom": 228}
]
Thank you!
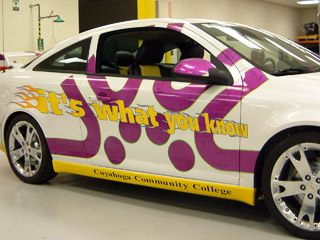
[{"left": 195, "top": 23, "right": 320, "bottom": 76}]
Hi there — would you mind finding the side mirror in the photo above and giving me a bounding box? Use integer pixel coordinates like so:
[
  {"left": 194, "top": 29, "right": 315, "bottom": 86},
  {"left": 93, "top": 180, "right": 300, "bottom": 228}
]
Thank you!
[{"left": 173, "top": 58, "right": 233, "bottom": 85}]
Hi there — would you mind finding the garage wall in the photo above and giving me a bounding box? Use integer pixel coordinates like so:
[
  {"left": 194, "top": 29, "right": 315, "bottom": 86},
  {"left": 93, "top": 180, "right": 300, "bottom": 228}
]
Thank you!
[
  {"left": 301, "top": 8, "right": 318, "bottom": 27},
  {"left": 157, "top": 0, "right": 302, "bottom": 41},
  {"left": 0, "top": 0, "right": 318, "bottom": 54},
  {"left": 0, "top": 0, "right": 79, "bottom": 53}
]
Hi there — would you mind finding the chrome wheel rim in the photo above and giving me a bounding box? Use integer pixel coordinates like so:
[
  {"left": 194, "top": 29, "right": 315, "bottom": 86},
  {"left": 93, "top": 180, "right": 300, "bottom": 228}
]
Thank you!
[
  {"left": 8, "top": 121, "right": 42, "bottom": 177},
  {"left": 271, "top": 143, "right": 320, "bottom": 232}
]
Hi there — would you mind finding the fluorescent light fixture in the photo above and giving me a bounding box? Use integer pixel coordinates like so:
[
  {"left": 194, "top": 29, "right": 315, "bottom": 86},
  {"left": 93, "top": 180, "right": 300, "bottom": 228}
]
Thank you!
[{"left": 297, "top": 0, "right": 319, "bottom": 5}]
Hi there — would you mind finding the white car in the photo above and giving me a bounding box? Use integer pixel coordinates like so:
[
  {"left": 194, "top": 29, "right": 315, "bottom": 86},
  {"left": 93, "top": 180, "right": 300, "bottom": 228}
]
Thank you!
[
  {"left": 0, "top": 52, "right": 39, "bottom": 70},
  {"left": 0, "top": 18, "right": 320, "bottom": 239}
]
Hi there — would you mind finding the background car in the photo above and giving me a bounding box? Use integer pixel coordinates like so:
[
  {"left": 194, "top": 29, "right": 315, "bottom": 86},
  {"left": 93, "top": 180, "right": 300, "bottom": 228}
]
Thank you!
[{"left": 0, "top": 18, "right": 320, "bottom": 239}]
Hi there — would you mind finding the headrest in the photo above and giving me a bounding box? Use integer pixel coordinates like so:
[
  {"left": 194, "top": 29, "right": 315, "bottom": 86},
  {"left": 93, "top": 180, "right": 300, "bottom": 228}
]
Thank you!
[
  {"left": 135, "top": 40, "right": 164, "bottom": 65},
  {"left": 102, "top": 37, "right": 139, "bottom": 63},
  {"left": 115, "top": 51, "right": 134, "bottom": 66},
  {"left": 180, "top": 44, "right": 204, "bottom": 60}
]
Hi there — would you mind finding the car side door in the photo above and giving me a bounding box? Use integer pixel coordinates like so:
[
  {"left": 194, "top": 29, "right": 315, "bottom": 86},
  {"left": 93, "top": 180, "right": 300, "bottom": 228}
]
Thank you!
[{"left": 80, "top": 24, "right": 244, "bottom": 185}]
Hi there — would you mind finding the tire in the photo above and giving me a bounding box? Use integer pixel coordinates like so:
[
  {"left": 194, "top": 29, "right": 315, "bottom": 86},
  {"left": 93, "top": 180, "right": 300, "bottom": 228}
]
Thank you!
[
  {"left": 5, "top": 114, "right": 57, "bottom": 184},
  {"left": 262, "top": 131, "right": 320, "bottom": 239}
]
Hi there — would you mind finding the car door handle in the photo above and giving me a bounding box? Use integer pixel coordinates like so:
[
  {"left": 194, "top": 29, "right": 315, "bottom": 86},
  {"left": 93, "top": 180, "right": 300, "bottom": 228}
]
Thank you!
[
  {"left": 98, "top": 96, "right": 111, "bottom": 102},
  {"left": 88, "top": 95, "right": 111, "bottom": 103},
  {"left": 88, "top": 95, "right": 99, "bottom": 103}
]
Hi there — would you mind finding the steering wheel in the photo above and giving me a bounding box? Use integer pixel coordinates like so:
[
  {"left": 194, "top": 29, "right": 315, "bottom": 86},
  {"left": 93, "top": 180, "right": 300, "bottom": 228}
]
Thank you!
[{"left": 262, "top": 58, "right": 276, "bottom": 71}]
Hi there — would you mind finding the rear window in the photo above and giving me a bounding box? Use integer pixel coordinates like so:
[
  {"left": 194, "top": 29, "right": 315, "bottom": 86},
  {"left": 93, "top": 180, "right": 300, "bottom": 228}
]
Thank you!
[{"left": 34, "top": 38, "right": 91, "bottom": 73}]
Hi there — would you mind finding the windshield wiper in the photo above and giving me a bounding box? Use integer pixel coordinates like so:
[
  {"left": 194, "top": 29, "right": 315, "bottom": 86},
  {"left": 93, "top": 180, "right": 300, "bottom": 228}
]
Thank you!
[{"left": 272, "top": 67, "right": 310, "bottom": 76}]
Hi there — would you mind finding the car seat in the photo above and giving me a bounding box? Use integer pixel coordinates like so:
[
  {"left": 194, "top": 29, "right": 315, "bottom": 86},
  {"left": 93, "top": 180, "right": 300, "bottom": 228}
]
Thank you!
[
  {"left": 180, "top": 44, "right": 204, "bottom": 60},
  {"left": 130, "top": 40, "right": 165, "bottom": 77},
  {"left": 115, "top": 51, "right": 134, "bottom": 75}
]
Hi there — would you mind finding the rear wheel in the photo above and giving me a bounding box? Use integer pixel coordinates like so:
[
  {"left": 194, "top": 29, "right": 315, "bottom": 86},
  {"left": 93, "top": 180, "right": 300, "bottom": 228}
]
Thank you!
[
  {"left": 262, "top": 131, "right": 320, "bottom": 239},
  {"left": 5, "top": 114, "right": 57, "bottom": 183}
]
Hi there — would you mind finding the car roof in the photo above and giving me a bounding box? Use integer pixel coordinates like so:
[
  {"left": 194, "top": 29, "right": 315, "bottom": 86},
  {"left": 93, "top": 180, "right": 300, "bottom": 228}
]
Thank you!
[
  {"left": 59, "top": 18, "right": 248, "bottom": 46},
  {"left": 80, "top": 18, "right": 243, "bottom": 36}
]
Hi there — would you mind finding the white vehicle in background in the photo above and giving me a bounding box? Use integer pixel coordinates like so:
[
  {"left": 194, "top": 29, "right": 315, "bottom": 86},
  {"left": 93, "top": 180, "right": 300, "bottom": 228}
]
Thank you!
[
  {"left": 0, "top": 52, "right": 39, "bottom": 70},
  {"left": 0, "top": 18, "right": 320, "bottom": 239}
]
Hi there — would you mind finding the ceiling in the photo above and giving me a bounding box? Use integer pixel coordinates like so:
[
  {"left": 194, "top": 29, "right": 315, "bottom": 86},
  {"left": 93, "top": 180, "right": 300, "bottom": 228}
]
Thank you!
[{"left": 263, "top": 0, "right": 318, "bottom": 9}]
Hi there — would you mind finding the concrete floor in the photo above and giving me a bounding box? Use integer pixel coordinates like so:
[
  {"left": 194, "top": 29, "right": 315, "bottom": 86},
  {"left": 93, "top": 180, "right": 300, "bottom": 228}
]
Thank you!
[{"left": 0, "top": 151, "right": 299, "bottom": 240}]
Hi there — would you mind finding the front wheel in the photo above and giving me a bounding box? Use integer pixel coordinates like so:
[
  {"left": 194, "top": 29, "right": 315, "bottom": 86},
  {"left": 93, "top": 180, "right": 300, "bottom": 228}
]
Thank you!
[
  {"left": 5, "top": 114, "right": 57, "bottom": 184},
  {"left": 262, "top": 131, "right": 320, "bottom": 239}
]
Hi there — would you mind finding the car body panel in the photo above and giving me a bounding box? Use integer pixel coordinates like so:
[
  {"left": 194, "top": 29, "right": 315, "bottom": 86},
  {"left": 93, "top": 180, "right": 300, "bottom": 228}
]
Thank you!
[{"left": 1, "top": 18, "right": 320, "bottom": 208}]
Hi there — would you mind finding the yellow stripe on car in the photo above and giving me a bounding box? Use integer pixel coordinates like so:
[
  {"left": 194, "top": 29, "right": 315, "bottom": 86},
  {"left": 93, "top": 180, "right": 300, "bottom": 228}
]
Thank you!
[{"left": 53, "top": 160, "right": 256, "bottom": 206}]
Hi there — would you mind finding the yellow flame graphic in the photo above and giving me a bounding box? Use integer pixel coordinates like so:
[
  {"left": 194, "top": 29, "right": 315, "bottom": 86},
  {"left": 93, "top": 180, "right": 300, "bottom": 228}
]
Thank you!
[{"left": 14, "top": 85, "right": 49, "bottom": 113}]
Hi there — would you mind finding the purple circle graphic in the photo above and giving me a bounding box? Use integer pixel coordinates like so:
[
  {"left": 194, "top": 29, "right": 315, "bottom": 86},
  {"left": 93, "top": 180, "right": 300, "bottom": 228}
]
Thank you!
[
  {"left": 104, "top": 137, "right": 126, "bottom": 165},
  {"left": 168, "top": 141, "right": 195, "bottom": 172},
  {"left": 146, "top": 113, "right": 170, "bottom": 145},
  {"left": 119, "top": 121, "right": 141, "bottom": 143}
]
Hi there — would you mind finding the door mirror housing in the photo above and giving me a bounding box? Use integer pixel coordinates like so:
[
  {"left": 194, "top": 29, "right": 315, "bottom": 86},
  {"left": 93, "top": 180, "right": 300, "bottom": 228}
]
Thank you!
[{"left": 173, "top": 58, "right": 233, "bottom": 85}]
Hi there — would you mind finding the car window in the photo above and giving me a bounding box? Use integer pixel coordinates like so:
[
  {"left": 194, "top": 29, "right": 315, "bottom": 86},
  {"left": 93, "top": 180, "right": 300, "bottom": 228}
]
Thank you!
[
  {"left": 163, "top": 46, "right": 211, "bottom": 65},
  {"left": 96, "top": 33, "right": 139, "bottom": 75},
  {"left": 96, "top": 28, "right": 227, "bottom": 80},
  {"left": 34, "top": 38, "right": 91, "bottom": 73},
  {"left": 196, "top": 23, "right": 320, "bottom": 75}
]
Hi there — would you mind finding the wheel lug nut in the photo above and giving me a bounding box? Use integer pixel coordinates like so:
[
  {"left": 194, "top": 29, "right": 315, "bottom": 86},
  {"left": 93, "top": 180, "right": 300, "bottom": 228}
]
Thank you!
[
  {"left": 316, "top": 178, "right": 320, "bottom": 184},
  {"left": 300, "top": 185, "right": 306, "bottom": 191},
  {"left": 318, "top": 190, "right": 320, "bottom": 195},
  {"left": 308, "top": 193, "right": 313, "bottom": 199},
  {"left": 305, "top": 175, "right": 311, "bottom": 181}
]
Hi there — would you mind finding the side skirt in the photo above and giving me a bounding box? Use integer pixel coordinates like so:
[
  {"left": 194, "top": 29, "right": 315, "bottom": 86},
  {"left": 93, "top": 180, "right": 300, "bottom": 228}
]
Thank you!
[{"left": 53, "top": 160, "right": 256, "bottom": 206}]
